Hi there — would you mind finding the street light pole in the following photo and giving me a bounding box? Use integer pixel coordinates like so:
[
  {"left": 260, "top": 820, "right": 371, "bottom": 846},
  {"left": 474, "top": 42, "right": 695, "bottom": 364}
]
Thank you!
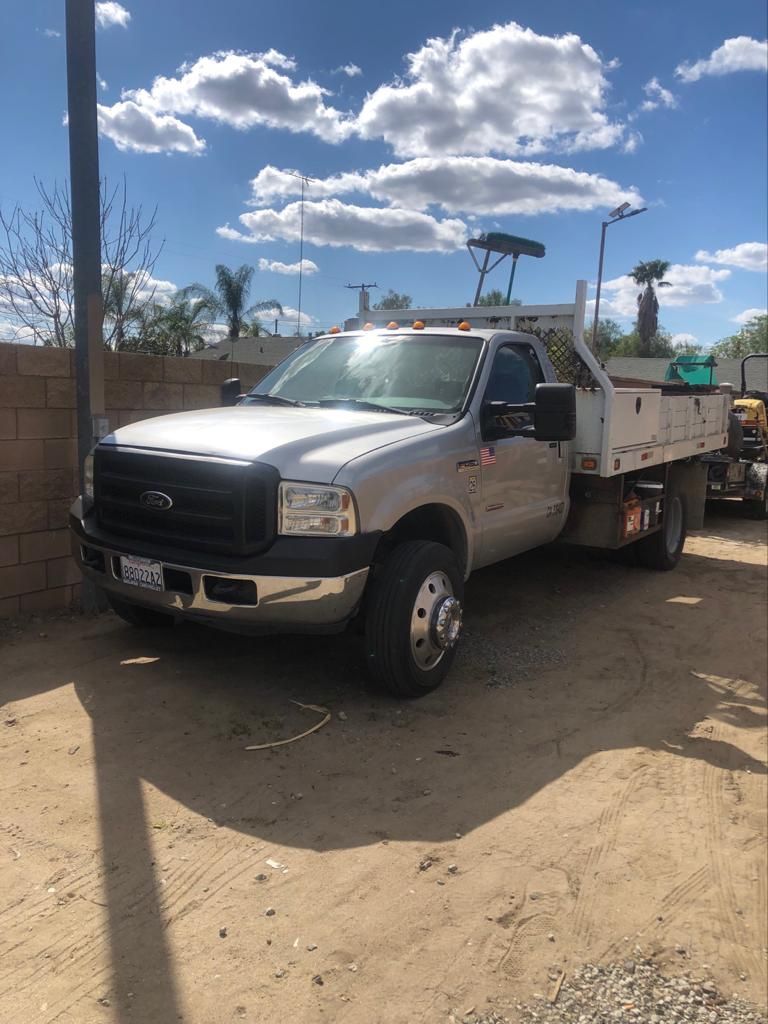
[{"left": 591, "top": 203, "right": 648, "bottom": 353}]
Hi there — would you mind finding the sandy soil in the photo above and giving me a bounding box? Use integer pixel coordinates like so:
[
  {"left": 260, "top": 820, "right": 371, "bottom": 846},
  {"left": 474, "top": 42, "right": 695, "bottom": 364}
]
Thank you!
[{"left": 1, "top": 507, "right": 766, "bottom": 1024}]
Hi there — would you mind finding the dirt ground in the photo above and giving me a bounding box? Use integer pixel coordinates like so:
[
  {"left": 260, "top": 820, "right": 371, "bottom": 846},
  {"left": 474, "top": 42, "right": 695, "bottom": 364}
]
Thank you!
[{"left": 1, "top": 506, "right": 766, "bottom": 1024}]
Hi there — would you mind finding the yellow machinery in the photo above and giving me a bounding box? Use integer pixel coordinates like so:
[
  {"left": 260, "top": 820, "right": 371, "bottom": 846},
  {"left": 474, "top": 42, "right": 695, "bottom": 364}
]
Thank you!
[
  {"left": 732, "top": 396, "right": 768, "bottom": 456},
  {"left": 705, "top": 353, "right": 768, "bottom": 518}
]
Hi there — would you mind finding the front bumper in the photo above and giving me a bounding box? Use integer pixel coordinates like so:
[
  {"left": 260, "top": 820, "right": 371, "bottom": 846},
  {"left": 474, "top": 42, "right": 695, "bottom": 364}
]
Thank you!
[{"left": 70, "top": 501, "right": 370, "bottom": 633}]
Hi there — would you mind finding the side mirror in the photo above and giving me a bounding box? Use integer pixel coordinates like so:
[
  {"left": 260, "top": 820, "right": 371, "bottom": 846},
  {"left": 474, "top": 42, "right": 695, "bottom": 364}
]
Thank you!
[
  {"left": 481, "top": 383, "right": 576, "bottom": 442},
  {"left": 533, "top": 383, "right": 576, "bottom": 441},
  {"left": 221, "top": 377, "right": 242, "bottom": 406}
]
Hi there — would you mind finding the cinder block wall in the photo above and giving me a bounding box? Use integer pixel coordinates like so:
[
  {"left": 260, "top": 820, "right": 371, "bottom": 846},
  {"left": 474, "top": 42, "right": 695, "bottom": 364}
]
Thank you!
[{"left": 0, "top": 344, "right": 267, "bottom": 617}]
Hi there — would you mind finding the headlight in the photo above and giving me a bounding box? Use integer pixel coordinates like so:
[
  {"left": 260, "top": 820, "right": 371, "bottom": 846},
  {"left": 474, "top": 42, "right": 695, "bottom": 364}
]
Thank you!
[
  {"left": 278, "top": 482, "right": 358, "bottom": 537},
  {"left": 83, "top": 453, "right": 95, "bottom": 504}
]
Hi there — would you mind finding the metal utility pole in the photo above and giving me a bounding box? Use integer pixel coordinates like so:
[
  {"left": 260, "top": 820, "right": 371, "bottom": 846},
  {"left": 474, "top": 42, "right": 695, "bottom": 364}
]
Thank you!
[
  {"left": 345, "top": 282, "right": 378, "bottom": 321},
  {"left": 591, "top": 202, "right": 647, "bottom": 353},
  {"left": 66, "top": 0, "right": 106, "bottom": 611}
]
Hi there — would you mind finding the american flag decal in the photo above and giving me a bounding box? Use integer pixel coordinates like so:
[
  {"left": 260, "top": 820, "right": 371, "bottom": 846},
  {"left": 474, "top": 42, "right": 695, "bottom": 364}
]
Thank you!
[{"left": 480, "top": 445, "right": 496, "bottom": 467}]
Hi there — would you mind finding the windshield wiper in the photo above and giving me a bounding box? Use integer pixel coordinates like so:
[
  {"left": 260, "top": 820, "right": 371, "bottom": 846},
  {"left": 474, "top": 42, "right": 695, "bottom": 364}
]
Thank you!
[
  {"left": 243, "top": 393, "right": 306, "bottom": 407},
  {"left": 314, "top": 398, "right": 408, "bottom": 415}
]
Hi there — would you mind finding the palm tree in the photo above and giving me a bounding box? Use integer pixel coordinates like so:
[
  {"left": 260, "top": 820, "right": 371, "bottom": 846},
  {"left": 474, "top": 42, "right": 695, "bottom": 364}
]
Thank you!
[
  {"left": 102, "top": 269, "right": 148, "bottom": 350},
  {"left": 186, "top": 264, "right": 283, "bottom": 338},
  {"left": 136, "top": 294, "right": 215, "bottom": 356},
  {"left": 629, "top": 259, "right": 672, "bottom": 357}
]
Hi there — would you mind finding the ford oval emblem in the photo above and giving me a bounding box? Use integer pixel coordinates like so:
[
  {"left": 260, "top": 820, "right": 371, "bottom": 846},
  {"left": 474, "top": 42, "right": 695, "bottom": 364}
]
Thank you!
[{"left": 140, "top": 490, "right": 173, "bottom": 511}]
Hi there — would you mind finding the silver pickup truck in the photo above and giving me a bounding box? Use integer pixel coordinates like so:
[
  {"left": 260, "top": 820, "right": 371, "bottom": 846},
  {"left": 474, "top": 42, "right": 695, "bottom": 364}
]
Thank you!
[{"left": 71, "top": 301, "right": 729, "bottom": 696}]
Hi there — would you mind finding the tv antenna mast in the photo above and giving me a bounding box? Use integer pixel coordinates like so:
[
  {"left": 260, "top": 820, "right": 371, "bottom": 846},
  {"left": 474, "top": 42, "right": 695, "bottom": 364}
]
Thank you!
[{"left": 285, "top": 171, "right": 316, "bottom": 335}]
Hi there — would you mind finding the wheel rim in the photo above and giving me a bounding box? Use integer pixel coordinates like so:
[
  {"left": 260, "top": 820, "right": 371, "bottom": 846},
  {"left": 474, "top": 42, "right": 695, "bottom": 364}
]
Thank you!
[
  {"left": 665, "top": 496, "right": 683, "bottom": 555},
  {"left": 410, "top": 571, "right": 463, "bottom": 671}
]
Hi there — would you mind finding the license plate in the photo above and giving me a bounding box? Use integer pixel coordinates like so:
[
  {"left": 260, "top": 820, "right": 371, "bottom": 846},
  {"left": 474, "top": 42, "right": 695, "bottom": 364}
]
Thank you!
[{"left": 119, "top": 555, "right": 164, "bottom": 591}]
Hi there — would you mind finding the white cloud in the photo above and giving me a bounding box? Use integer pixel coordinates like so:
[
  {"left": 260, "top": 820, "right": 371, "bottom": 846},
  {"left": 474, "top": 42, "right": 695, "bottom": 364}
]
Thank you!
[
  {"left": 260, "top": 305, "right": 314, "bottom": 329},
  {"left": 43, "top": 28, "right": 61, "bottom": 38},
  {"left": 97, "top": 100, "right": 206, "bottom": 154},
  {"left": 695, "top": 241, "right": 767, "bottom": 272},
  {"left": 597, "top": 264, "right": 731, "bottom": 318},
  {"left": 124, "top": 50, "right": 353, "bottom": 143},
  {"left": 98, "top": 74, "right": 109, "bottom": 92},
  {"left": 356, "top": 22, "right": 626, "bottom": 157},
  {"left": 623, "top": 130, "right": 643, "bottom": 153},
  {"left": 247, "top": 158, "right": 643, "bottom": 216},
  {"left": 640, "top": 77, "right": 677, "bottom": 111},
  {"left": 219, "top": 199, "right": 467, "bottom": 252},
  {"left": 0, "top": 322, "right": 37, "bottom": 343},
  {"left": 95, "top": 2, "right": 131, "bottom": 29},
  {"left": 334, "top": 63, "right": 362, "bottom": 78},
  {"left": 671, "top": 332, "right": 698, "bottom": 345},
  {"left": 731, "top": 307, "right": 767, "bottom": 324},
  {"left": 133, "top": 275, "right": 177, "bottom": 305},
  {"left": 675, "top": 36, "right": 767, "bottom": 82},
  {"left": 257, "top": 258, "right": 319, "bottom": 275}
]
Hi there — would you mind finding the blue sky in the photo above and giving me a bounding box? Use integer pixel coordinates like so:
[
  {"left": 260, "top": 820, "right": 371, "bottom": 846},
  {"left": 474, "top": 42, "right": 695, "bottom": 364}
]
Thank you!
[{"left": 2, "top": 0, "right": 767, "bottom": 345}]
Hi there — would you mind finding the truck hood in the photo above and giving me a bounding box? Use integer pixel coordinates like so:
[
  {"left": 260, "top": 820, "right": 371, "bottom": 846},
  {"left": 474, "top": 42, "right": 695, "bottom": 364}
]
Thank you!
[{"left": 101, "top": 405, "right": 442, "bottom": 483}]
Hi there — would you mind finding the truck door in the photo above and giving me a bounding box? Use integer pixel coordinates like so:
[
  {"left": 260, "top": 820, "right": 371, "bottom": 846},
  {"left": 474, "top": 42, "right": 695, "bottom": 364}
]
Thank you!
[{"left": 476, "top": 341, "right": 568, "bottom": 566}]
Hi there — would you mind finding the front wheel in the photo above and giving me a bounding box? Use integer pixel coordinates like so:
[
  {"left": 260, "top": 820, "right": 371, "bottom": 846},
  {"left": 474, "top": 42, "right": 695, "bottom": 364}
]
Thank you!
[
  {"left": 365, "top": 541, "right": 464, "bottom": 697},
  {"left": 635, "top": 493, "right": 687, "bottom": 571},
  {"left": 105, "top": 591, "right": 176, "bottom": 628}
]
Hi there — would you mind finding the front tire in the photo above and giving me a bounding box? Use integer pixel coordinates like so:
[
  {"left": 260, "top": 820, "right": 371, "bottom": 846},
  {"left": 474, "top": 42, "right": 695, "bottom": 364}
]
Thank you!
[
  {"left": 635, "top": 493, "right": 687, "bottom": 571},
  {"left": 105, "top": 591, "right": 175, "bottom": 628},
  {"left": 365, "top": 541, "right": 464, "bottom": 697}
]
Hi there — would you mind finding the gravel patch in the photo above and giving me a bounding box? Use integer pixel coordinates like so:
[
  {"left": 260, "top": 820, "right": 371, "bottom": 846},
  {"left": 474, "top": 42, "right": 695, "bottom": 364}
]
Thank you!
[
  {"left": 458, "top": 625, "right": 566, "bottom": 687},
  {"left": 454, "top": 961, "right": 767, "bottom": 1024}
]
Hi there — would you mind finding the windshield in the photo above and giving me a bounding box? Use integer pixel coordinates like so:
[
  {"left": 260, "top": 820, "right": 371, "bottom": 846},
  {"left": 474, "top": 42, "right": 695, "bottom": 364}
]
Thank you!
[{"left": 244, "top": 333, "right": 484, "bottom": 415}]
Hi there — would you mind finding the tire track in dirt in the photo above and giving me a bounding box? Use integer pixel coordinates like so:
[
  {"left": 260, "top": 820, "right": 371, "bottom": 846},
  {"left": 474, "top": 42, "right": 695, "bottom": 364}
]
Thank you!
[
  {"left": 0, "top": 847, "right": 215, "bottom": 991},
  {"left": 571, "top": 764, "right": 650, "bottom": 946},
  {"left": 0, "top": 840, "right": 265, "bottom": 1015},
  {"left": 702, "top": 724, "right": 762, "bottom": 981},
  {"left": 601, "top": 864, "right": 711, "bottom": 960}
]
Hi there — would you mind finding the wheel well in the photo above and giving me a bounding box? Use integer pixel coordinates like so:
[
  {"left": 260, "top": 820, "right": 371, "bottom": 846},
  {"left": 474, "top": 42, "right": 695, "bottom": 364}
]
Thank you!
[{"left": 375, "top": 504, "right": 468, "bottom": 575}]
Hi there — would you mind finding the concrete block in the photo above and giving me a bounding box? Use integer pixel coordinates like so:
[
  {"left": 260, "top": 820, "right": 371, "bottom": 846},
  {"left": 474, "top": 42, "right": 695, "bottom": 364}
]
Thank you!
[
  {"left": 143, "top": 381, "right": 184, "bottom": 410},
  {"left": 0, "top": 536, "right": 19, "bottom": 567},
  {"left": 164, "top": 357, "right": 202, "bottom": 383},
  {"left": 20, "top": 585, "right": 73, "bottom": 613},
  {"left": 0, "top": 439, "right": 45, "bottom": 470},
  {"left": 0, "top": 375, "right": 46, "bottom": 409},
  {"left": 17, "top": 408, "right": 71, "bottom": 439},
  {"left": 46, "top": 555, "right": 81, "bottom": 587},
  {"left": 46, "top": 377, "right": 76, "bottom": 408},
  {"left": 0, "top": 409, "right": 16, "bottom": 439},
  {"left": 119, "top": 352, "right": 164, "bottom": 382},
  {"left": 0, "top": 472, "right": 19, "bottom": 504},
  {"left": 183, "top": 384, "right": 221, "bottom": 410},
  {"left": 18, "top": 469, "right": 75, "bottom": 502},
  {"left": 105, "top": 379, "right": 144, "bottom": 409},
  {"left": 20, "top": 529, "right": 70, "bottom": 563},
  {"left": 17, "top": 346, "right": 71, "bottom": 377},
  {"left": 0, "top": 560, "right": 46, "bottom": 598}
]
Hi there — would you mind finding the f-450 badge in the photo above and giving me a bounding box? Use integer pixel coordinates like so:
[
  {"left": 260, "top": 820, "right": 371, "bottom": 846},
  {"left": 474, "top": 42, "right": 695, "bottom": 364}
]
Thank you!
[{"left": 546, "top": 501, "right": 566, "bottom": 517}]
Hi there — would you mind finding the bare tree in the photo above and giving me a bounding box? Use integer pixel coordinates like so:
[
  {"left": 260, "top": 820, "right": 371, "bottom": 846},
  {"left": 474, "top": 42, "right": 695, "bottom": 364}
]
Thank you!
[{"left": 0, "top": 177, "right": 162, "bottom": 349}]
